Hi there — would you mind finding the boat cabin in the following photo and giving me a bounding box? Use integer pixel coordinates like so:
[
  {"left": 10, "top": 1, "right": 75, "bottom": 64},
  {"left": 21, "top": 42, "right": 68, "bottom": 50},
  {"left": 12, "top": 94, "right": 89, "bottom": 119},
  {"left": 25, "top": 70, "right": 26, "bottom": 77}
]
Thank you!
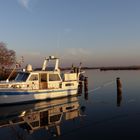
[
  {"left": 14, "top": 71, "right": 62, "bottom": 90},
  {"left": 0, "top": 56, "right": 79, "bottom": 91},
  {"left": 11, "top": 56, "right": 79, "bottom": 90}
]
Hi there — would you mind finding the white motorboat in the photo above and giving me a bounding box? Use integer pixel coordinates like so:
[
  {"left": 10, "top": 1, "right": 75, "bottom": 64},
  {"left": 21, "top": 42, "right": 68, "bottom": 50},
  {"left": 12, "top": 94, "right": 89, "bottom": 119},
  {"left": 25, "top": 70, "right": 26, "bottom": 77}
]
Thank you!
[{"left": 0, "top": 56, "right": 83, "bottom": 104}]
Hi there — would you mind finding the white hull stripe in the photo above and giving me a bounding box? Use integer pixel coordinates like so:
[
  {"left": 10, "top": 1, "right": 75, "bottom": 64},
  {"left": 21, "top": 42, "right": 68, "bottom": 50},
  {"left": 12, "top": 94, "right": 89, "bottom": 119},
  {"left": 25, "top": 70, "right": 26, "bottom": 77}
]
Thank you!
[{"left": 0, "top": 89, "right": 77, "bottom": 96}]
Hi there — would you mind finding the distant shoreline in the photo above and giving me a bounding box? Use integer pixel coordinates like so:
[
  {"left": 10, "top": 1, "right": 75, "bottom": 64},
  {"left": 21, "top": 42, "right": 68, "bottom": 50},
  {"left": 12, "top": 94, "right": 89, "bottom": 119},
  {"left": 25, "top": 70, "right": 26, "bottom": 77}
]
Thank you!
[
  {"left": 1, "top": 66, "right": 140, "bottom": 80},
  {"left": 61, "top": 66, "right": 140, "bottom": 71},
  {"left": 99, "top": 66, "right": 140, "bottom": 71}
]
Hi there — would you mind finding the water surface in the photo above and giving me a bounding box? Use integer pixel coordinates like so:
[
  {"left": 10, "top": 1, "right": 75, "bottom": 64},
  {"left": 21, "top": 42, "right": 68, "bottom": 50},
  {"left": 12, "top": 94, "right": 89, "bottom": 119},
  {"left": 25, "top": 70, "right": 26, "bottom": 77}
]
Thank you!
[{"left": 0, "top": 70, "right": 140, "bottom": 140}]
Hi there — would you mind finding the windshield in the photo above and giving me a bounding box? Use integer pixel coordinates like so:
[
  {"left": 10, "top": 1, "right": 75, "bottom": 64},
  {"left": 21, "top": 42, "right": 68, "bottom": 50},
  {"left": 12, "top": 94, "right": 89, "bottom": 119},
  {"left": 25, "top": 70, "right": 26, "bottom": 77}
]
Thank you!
[{"left": 15, "top": 72, "right": 29, "bottom": 82}]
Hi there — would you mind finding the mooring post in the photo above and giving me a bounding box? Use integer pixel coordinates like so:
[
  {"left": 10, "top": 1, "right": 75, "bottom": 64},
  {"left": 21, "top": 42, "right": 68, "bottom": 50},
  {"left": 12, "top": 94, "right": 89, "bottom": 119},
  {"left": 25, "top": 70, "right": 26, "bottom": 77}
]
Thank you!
[
  {"left": 78, "top": 80, "right": 83, "bottom": 95},
  {"left": 84, "top": 77, "right": 88, "bottom": 100},
  {"left": 84, "top": 77, "right": 88, "bottom": 91},
  {"left": 84, "top": 91, "right": 88, "bottom": 100},
  {"left": 116, "top": 77, "right": 122, "bottom": 89},
  {"left": 116, "top": 77, "right": 122, "bottom": 107}
]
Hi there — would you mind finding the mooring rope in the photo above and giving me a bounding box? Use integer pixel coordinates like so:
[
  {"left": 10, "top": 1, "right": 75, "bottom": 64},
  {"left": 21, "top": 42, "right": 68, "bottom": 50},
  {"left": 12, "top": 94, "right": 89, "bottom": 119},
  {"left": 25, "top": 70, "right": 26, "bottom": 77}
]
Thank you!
[{"left": 88, "top": 80, "right": 115, "bottom": 94}]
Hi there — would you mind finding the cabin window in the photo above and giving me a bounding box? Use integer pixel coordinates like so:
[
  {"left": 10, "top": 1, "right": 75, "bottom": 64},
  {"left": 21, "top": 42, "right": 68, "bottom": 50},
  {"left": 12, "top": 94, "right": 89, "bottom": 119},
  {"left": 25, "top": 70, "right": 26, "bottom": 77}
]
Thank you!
[
  {"left": 15, "top": 72, "right": 29, "bottom": 82},
  {"left": 66, "top": 106, "right": 75, "bottom": 110},
  {"left": 40, "top": 74, "right": 47, "bottom": 82},
  {"left": 65, "top": 83, "right": 74, "bottom": 86},
  {"left": 29, "top": 74, "right": 38, "bottom": 81},
  {"left": 49, "top": 74, "right": 61, "bottom": 81}
]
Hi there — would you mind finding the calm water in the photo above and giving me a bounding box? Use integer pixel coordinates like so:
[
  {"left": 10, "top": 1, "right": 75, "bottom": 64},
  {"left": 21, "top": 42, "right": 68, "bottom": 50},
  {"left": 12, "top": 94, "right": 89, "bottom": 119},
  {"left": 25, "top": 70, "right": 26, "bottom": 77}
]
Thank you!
[{"left": 0, "top": 70, "right": 140, "bottom": 140}]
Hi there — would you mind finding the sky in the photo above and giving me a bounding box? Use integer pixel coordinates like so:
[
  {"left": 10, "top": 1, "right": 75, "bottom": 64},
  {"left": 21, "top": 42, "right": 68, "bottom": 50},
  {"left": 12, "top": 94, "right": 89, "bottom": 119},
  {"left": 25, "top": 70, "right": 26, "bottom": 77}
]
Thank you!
[{"left": 0, "top": 0, "right": 140, "bottom": 68}]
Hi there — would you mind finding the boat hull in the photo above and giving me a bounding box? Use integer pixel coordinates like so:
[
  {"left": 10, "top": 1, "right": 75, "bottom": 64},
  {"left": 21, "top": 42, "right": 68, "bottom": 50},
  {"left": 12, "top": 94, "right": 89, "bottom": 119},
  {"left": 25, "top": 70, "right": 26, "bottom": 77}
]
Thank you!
[{"left": 0, "top": 88, "right": 78, "bottom": 105}]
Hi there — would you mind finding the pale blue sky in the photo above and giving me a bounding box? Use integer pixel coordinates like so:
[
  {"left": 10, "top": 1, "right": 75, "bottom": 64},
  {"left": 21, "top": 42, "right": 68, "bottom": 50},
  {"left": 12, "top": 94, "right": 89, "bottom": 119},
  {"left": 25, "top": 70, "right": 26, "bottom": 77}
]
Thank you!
[{"left": 0, "top": 0, "right": 140, "bottom": 67}]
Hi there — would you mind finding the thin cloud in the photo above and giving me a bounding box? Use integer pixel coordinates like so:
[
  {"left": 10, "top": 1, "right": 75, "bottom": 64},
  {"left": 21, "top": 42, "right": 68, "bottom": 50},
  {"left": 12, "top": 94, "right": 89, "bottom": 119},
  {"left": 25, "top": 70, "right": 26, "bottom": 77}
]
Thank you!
[
  {"left": 18, "top": 0, "right": 30, "bottom": 9},
  {"left": 67, "top": 48, "right": 92, "bottom": 56},
  {"left": 64, "top": 28, "right": 72, "bottom": 33}
]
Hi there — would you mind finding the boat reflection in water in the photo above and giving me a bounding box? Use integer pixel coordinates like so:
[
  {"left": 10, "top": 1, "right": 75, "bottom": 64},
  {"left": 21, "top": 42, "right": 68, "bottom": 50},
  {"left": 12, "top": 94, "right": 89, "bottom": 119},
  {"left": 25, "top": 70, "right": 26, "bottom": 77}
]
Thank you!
[{"left": 0, "top": 96, "right": 83, "bottom": 139}]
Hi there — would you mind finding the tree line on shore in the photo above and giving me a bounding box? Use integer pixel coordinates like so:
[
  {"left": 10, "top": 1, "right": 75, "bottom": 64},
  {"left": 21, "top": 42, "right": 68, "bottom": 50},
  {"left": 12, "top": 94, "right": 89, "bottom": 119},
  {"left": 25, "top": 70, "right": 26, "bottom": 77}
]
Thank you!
[{"left": 0, "top": 42, "right": 16, "bottom": 80}]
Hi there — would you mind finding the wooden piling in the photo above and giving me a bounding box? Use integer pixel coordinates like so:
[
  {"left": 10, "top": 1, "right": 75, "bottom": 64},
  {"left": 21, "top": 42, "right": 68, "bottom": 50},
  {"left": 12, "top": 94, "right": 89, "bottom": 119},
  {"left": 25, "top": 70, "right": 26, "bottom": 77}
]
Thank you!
[
  {"left": 84, "top": 91, "right": 88, "bottom": 100},
  {"left": 117, "top": 88, "right": 122, "bottom": 107},
  {"left": 84, "top": 77, "right": 88, "bottom": 100},
  {"left": 116, "top": 77, "right": 122, "bottom": 89},
  {"left": 78, "top": 80, "right": 83, "bottom": 95},
  {"left": 84, "top": 77, "right": 88, "bottom": 92},
  {"left": 116, "top": 77, "right": 122, "bottom": 107}
]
